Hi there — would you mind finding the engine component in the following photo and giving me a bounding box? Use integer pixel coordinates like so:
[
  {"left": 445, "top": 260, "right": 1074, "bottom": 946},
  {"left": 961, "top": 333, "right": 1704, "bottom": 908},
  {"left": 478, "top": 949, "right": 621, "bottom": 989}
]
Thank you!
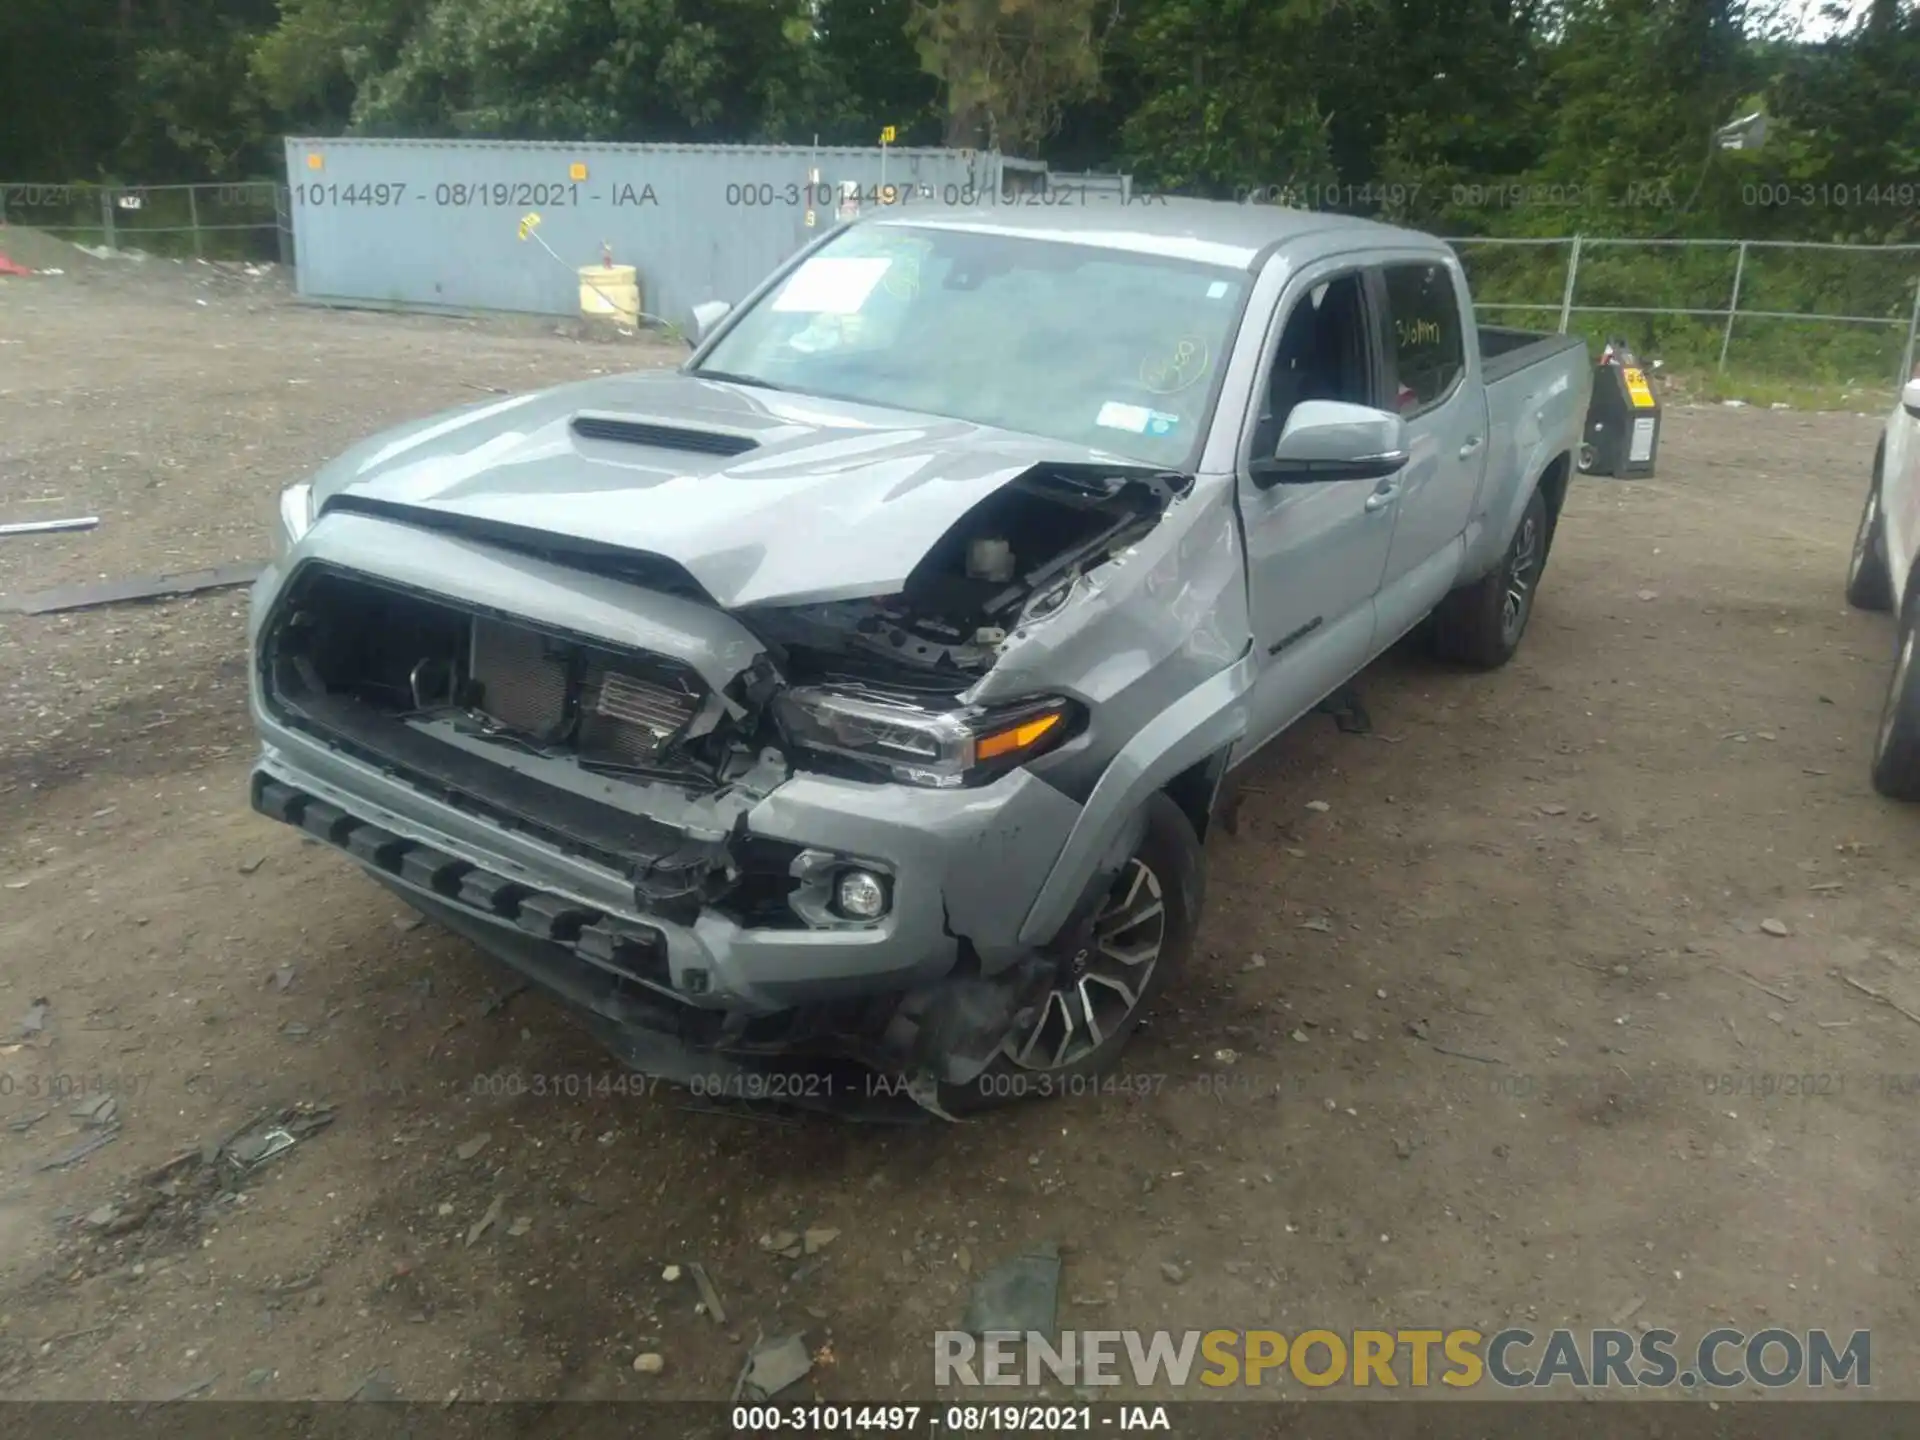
[
  {"left": 578, "top": 668, "right": 701, "bottom": 764},
  {"left": 469, "top": 618, "right": 570, "bottom": 739},
  {"left": 966, "top": 536, "right": 1015, "bottom": 583}
]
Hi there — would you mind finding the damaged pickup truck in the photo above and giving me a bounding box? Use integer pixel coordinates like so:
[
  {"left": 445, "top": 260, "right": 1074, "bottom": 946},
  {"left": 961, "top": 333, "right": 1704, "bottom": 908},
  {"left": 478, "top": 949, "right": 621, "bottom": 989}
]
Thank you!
[{"left": 249, "top": 201, "right": 1590, "bottom": 1116}]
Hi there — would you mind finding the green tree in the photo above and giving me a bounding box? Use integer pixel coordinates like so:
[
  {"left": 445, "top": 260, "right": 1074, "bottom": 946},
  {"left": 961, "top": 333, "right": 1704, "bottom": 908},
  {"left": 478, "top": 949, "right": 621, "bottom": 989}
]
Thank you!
[{"left": 907, "top": 0, "right": 1109, "bottom": 151}]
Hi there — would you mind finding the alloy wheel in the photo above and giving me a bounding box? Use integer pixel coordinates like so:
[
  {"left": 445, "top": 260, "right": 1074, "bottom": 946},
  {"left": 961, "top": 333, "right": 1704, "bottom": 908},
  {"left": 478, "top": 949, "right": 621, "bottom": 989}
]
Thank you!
[
  {"left": 1501, "top": 513, "right": 1541, "bottom": 645},
  {"left": 1006, "top": 858, "right": 1167, "bottom": 1071}
]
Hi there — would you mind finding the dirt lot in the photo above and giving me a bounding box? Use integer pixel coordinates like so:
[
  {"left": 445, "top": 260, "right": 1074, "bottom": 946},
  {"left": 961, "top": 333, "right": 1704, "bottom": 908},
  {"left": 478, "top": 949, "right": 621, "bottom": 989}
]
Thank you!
[{"left": 1, "top": 258, "right": 1916, "bottom": 1406}]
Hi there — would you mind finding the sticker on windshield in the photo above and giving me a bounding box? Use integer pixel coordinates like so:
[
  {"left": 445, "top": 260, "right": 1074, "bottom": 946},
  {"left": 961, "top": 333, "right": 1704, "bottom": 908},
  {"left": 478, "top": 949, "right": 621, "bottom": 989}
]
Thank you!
[
  {"left": 772, "top": 257, "right": 891, "bottom": 314},
  {"left": 1205, "top": 280, "right": 1229, "bottom": 300},
  {"left": 1097, "top": 401, "right": 1179, "bottom": 437}
]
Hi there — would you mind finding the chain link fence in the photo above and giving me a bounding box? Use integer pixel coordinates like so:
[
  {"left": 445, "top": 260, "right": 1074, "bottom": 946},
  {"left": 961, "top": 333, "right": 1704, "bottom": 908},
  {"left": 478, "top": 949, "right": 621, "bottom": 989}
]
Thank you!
[
  {"left": 1449, "top": 235, "right": 1920, "bottom": 386},
  {"left": 0, "top": 182, "right": 290, "bottom": 264}
]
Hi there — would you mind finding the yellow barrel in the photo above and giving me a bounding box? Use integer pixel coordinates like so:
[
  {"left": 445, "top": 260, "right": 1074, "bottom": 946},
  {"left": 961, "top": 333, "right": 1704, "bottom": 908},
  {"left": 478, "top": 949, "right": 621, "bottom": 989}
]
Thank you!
[{"left": 578, "top": 263, "right": 640, "bottom": 324}]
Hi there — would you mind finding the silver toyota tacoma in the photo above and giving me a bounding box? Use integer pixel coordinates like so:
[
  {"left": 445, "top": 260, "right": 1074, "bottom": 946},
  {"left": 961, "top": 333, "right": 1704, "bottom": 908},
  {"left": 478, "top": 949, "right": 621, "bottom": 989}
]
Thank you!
[{"left": 249, "top": 201, "right": 1590, "bottom": 1115}]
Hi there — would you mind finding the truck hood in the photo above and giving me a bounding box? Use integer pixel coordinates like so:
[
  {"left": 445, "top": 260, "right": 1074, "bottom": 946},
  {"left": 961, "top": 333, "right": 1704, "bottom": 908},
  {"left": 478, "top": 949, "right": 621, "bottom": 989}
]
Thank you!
[{"left": 311, "top": 369, "right": 1145, "bottom": 609}]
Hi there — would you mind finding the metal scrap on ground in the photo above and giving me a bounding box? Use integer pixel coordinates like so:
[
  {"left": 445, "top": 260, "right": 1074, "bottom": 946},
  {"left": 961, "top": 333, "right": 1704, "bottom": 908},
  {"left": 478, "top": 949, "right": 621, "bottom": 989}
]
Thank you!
[
  {"left": 961, "top": 1241, "right": 1062, "bottom": 1337},
  {"left": 0, "top": 561, "right": 262, "bottom": 615},
  {"left": 0, "top": 516, "right": 97, "bottom": 537}
]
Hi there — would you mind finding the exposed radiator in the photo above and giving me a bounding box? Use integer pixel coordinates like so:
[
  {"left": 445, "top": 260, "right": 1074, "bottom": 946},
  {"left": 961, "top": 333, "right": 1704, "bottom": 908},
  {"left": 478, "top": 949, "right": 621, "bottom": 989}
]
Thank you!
[
  {"left": 468, "top": 617, "right": 700, "bottom": 762},
  {"left": 579, "top": 668, "right": 700, "bottom": 764},
  {"left": 468, "top": 618, "right": 570, "bottom": 739}
]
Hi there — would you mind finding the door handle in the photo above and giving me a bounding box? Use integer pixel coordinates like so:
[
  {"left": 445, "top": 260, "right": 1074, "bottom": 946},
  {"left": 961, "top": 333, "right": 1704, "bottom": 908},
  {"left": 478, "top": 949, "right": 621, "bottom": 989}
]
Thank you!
[
  {"left": 1459, "top": 435, "right": 1485, "bottom": 460},
  {"left": 1364, "top": 485, "right": 1398, "bottom": 513}
]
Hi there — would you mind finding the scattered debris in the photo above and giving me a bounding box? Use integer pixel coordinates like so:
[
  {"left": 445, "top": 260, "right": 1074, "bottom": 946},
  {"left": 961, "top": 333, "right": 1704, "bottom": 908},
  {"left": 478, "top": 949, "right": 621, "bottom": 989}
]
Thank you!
[
  {"left": 37, "top": 1126, "right": 121, "bottom": 1172},
  {"left": 466, "top": 1195, "right": 505, "bottom": 1247},
  {"left": 455, "top": 1133, "right": 491, "bottom": 1162},
  {"left": 85, "top": 1204, "right": 120, "bottom": 1229},
  {"left": 962, "top": 1242, "right": 1061, "bottom": 1336},
  {"left": 9, "top": 1108, "right": 50, "bottom": 1134},
  {"left": 243, "top": 1369, "right": 274, "bottom": 1390},
  {"left": 740, "top": 1333, "right": 813, "bottom": 1400},
  {"left": 803, "top": 1227, "right": 839, "bottom": 1255},
  {"left": 632, "top": 1352, "right": 665, "bottom": 1375},
  {"left": 20, "top": 998, "right": 49, "bottom": 1037},
  {"left": 507, "top": 1215, "right": 532, "bottom": 1237},
  {"left": 760, "top": 1229, "right": 802, "bottom": 1258},
  {"left": 1836, "top": 972, "right": 1920, "bottom": 1028},
  {"left": 239, "top": 857, "right": 267, "bottom": 875},
  {"left": 1718, "top": 965, "right": 1795, "bottom": 1005},
  {"left": 159, "top": 1375, "right": 219, "bottom": 1403},
  {"left": 1429, "top": 1043, "right": 1504, "bottom": 1066},
  {"left": 270, "top": 966, "right": 295, "bottom": 992},
  {"left": 350, "top": 1369, "right": 400, "bottom": 1402},
  {"left": 1635, "top": 589, "right": 1658, "bottom": 602},
  {"left": 1759, "top": 918, "right": 1790, "bottom": 938},
  {"left": 689, "top": 1261, "right": 728, "bottom": 1325},
  {"left": 477, "top": 983, "right": 527, "bottom": 1019},
  {"left": 0, "top": 516, "right": 99, "bottom": 538},
  {"left": 1160, "top": 1261, "right": 1188, "bottom": 1285},
  {"left": 71, "top": 1094, "right": 118, "bottom": 1128},
  {"left": 1290, "top": 1028, "right": 1310, "bottom": 1043},
  {"left": 1299, "top": 917, "right": 1332, "bottom": 933},
  {"left": 1394, "top": 1138, "right": 1415, "bottom": 1160},
  {"left": 1305, "top": 800, "right": 1331, "bottom": 813},
  {"left": 1538, "top": 804, "right": 1568, "bottom": 816},
  {"left": 661, "top": 1264, "right": 682, "bottom": 1283},
  {"left": 221, "top": 1104, "right": 333, "bottom": 1175},
  {"left": 0, "top": 561, "right": 260, "bottom": 616},
  {"left": 1405, "top": 1018, "right": 1430, "bottom": 1040}
]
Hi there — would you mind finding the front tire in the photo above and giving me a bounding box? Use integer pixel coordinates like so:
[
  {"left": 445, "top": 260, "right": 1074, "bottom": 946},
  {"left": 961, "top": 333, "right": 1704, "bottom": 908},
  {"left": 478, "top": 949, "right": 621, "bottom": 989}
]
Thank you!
[
  {"left": 936, "top": 793, "right": 1202, "bottom": 1113},
  {"left": 1433, "top": 487, "right": 1549, "bottom": 669},
  {"left": 1871, "top": 592, "right": 1920, "bottom": 800},
  {"left": 1847, "top": 453, "right": 1894, "bottom": 612}
]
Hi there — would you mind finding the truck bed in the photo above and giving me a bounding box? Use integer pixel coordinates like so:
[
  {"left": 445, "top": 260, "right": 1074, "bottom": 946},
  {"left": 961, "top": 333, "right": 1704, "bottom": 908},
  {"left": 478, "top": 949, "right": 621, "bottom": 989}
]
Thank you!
[{"left": 1480, "top": 325, "right": 1587, "bottom": 386}]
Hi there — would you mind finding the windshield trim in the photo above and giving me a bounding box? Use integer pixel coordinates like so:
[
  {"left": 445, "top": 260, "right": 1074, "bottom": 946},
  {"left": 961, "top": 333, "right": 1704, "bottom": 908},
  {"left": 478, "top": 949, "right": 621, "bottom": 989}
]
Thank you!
[{"left": 685, "top": 221, "right": 1259, "bottom": 473}]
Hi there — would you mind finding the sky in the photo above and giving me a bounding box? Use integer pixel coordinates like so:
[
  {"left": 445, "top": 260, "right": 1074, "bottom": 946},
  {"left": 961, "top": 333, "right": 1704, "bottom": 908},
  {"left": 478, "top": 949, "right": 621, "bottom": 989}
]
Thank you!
[{"left": 1791, "top": 0, "right": 1877, "bottom": 39}]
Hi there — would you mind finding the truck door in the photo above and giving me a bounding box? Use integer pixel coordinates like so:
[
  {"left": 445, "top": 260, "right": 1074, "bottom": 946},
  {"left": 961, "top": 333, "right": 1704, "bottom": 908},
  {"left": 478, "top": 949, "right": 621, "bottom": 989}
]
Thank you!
[
  {"left": 1370, "top": 259, "right": 1489, "bottom": 647},
  {"left": 1235, "top": 265, "right": 1398, "bottom": 757}
]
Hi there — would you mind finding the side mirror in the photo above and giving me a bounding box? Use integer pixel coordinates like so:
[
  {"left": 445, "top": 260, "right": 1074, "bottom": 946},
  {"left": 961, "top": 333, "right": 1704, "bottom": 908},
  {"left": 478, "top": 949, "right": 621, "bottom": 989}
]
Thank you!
[
  {"left": 1903, "top": 378, "right": 1920, "bottom": 420},
  {"left": 688, "top": 300, "right": 733, "bottom": 349},
  {"left": 1251, "top": 400, "right": 1410, "bottom": 487}
]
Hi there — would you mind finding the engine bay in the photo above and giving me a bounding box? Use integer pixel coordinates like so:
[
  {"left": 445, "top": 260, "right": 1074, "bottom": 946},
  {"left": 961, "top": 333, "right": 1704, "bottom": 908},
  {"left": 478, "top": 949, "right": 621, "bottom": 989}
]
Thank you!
[{"left": 741, "top": 463, "right": 1186, "bottom": 685}]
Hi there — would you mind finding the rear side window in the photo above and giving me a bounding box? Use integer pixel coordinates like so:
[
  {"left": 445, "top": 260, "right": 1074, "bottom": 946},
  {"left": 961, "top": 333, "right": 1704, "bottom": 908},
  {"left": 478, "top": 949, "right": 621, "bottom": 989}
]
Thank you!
[{"left": 1382, "top": 263, "right": 1465, "bottom": 414}]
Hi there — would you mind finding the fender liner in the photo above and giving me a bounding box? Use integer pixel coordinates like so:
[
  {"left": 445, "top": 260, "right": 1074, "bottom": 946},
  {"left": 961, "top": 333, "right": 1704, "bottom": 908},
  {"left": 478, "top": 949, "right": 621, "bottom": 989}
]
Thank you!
[{"left": 1017, "top": 650, "right": 1255, "bottom": 947}]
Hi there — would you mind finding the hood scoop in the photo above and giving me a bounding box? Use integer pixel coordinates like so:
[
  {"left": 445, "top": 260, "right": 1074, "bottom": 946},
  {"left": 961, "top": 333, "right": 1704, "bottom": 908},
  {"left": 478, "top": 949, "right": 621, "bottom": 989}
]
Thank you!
[{"left": 571, "top": 412, "right": 759, "bottom": 458}]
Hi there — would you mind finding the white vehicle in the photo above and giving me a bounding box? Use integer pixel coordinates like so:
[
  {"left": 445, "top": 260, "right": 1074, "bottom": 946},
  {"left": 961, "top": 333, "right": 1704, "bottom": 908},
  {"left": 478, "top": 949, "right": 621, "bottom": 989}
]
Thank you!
[{"left": 1846, "top": 376, "right": 1920, "bottom": 797}]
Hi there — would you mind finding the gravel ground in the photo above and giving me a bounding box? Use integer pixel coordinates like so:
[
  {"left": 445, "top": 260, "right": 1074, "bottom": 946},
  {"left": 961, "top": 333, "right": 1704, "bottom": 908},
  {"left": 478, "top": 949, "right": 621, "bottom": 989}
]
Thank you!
[{"left": 0, "top": 261, "right": 1914, "bottom": 1406}]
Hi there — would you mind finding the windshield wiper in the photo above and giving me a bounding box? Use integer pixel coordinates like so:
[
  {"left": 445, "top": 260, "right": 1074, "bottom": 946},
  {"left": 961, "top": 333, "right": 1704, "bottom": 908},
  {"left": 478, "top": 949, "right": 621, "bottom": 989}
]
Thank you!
[{"left": 691, "top": 368, "right": 790, "bottom": 393}]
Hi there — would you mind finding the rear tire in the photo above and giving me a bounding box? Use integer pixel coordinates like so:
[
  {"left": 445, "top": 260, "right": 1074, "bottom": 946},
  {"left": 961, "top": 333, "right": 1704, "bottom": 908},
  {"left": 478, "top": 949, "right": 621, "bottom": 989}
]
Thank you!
[
  {"left": 1433, "top": 487, "right": 1549, "bottom": 669},
  {"left": 1847, "top": 455, "right": 1894, "bottom": 612},
  {"left": 1871, "top": 591, "right": 1920, "bottom": 800},
  {"left": 936, "top": 792, "right": 1202, "bottom": 1114}
]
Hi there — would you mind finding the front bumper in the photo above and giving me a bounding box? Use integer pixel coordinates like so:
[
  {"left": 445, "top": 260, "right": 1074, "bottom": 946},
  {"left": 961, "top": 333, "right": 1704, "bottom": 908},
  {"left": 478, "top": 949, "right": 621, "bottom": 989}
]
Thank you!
[
  {"left": 247, "top": 514, "right": 1086, "bottom": 1089},
  {"left": 250, "top": 695, "right": 1080, "bottom": 1080}
]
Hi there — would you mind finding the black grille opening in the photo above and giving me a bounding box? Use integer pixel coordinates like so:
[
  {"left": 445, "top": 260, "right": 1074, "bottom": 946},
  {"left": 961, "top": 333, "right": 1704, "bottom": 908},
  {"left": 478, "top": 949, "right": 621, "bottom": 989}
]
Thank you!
[{"left": 570, "top": 414, "right": 758, "bottom": 457}]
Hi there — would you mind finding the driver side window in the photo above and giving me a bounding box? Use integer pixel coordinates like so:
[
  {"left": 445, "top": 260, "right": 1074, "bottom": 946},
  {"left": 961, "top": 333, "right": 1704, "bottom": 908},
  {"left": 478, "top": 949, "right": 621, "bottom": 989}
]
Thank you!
[{"left": 1253, "top": 272, "right": 1375, "bottom": 456}]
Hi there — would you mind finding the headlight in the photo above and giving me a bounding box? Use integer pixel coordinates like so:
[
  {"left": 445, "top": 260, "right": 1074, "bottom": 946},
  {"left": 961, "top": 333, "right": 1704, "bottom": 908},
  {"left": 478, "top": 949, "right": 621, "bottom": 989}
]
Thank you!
[
  {"left": 773, "top": 688, "right": 1074, "bottom": 788},
  {"left": 274, "top": 482, "right": 316, "bottom": 559}
]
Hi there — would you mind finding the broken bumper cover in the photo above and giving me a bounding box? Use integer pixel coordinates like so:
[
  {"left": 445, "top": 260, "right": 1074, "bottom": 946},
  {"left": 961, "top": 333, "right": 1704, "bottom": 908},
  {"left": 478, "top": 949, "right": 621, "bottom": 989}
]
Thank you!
[{"left": 248, "top": 711, "right": 1081, "bottom": 1086}]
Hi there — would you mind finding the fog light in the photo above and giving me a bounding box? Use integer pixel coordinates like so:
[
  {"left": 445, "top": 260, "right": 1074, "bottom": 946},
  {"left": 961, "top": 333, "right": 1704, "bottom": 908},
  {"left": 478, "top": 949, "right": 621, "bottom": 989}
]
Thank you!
[{"left": 835, "top": 869, "right": 889, "bottom": 920}]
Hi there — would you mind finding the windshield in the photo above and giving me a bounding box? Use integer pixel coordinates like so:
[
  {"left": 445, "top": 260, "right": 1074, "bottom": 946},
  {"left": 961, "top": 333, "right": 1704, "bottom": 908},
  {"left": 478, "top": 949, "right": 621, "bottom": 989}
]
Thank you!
[{"left": 693, "top": 224, "right": 1251, "bottom": 468}]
